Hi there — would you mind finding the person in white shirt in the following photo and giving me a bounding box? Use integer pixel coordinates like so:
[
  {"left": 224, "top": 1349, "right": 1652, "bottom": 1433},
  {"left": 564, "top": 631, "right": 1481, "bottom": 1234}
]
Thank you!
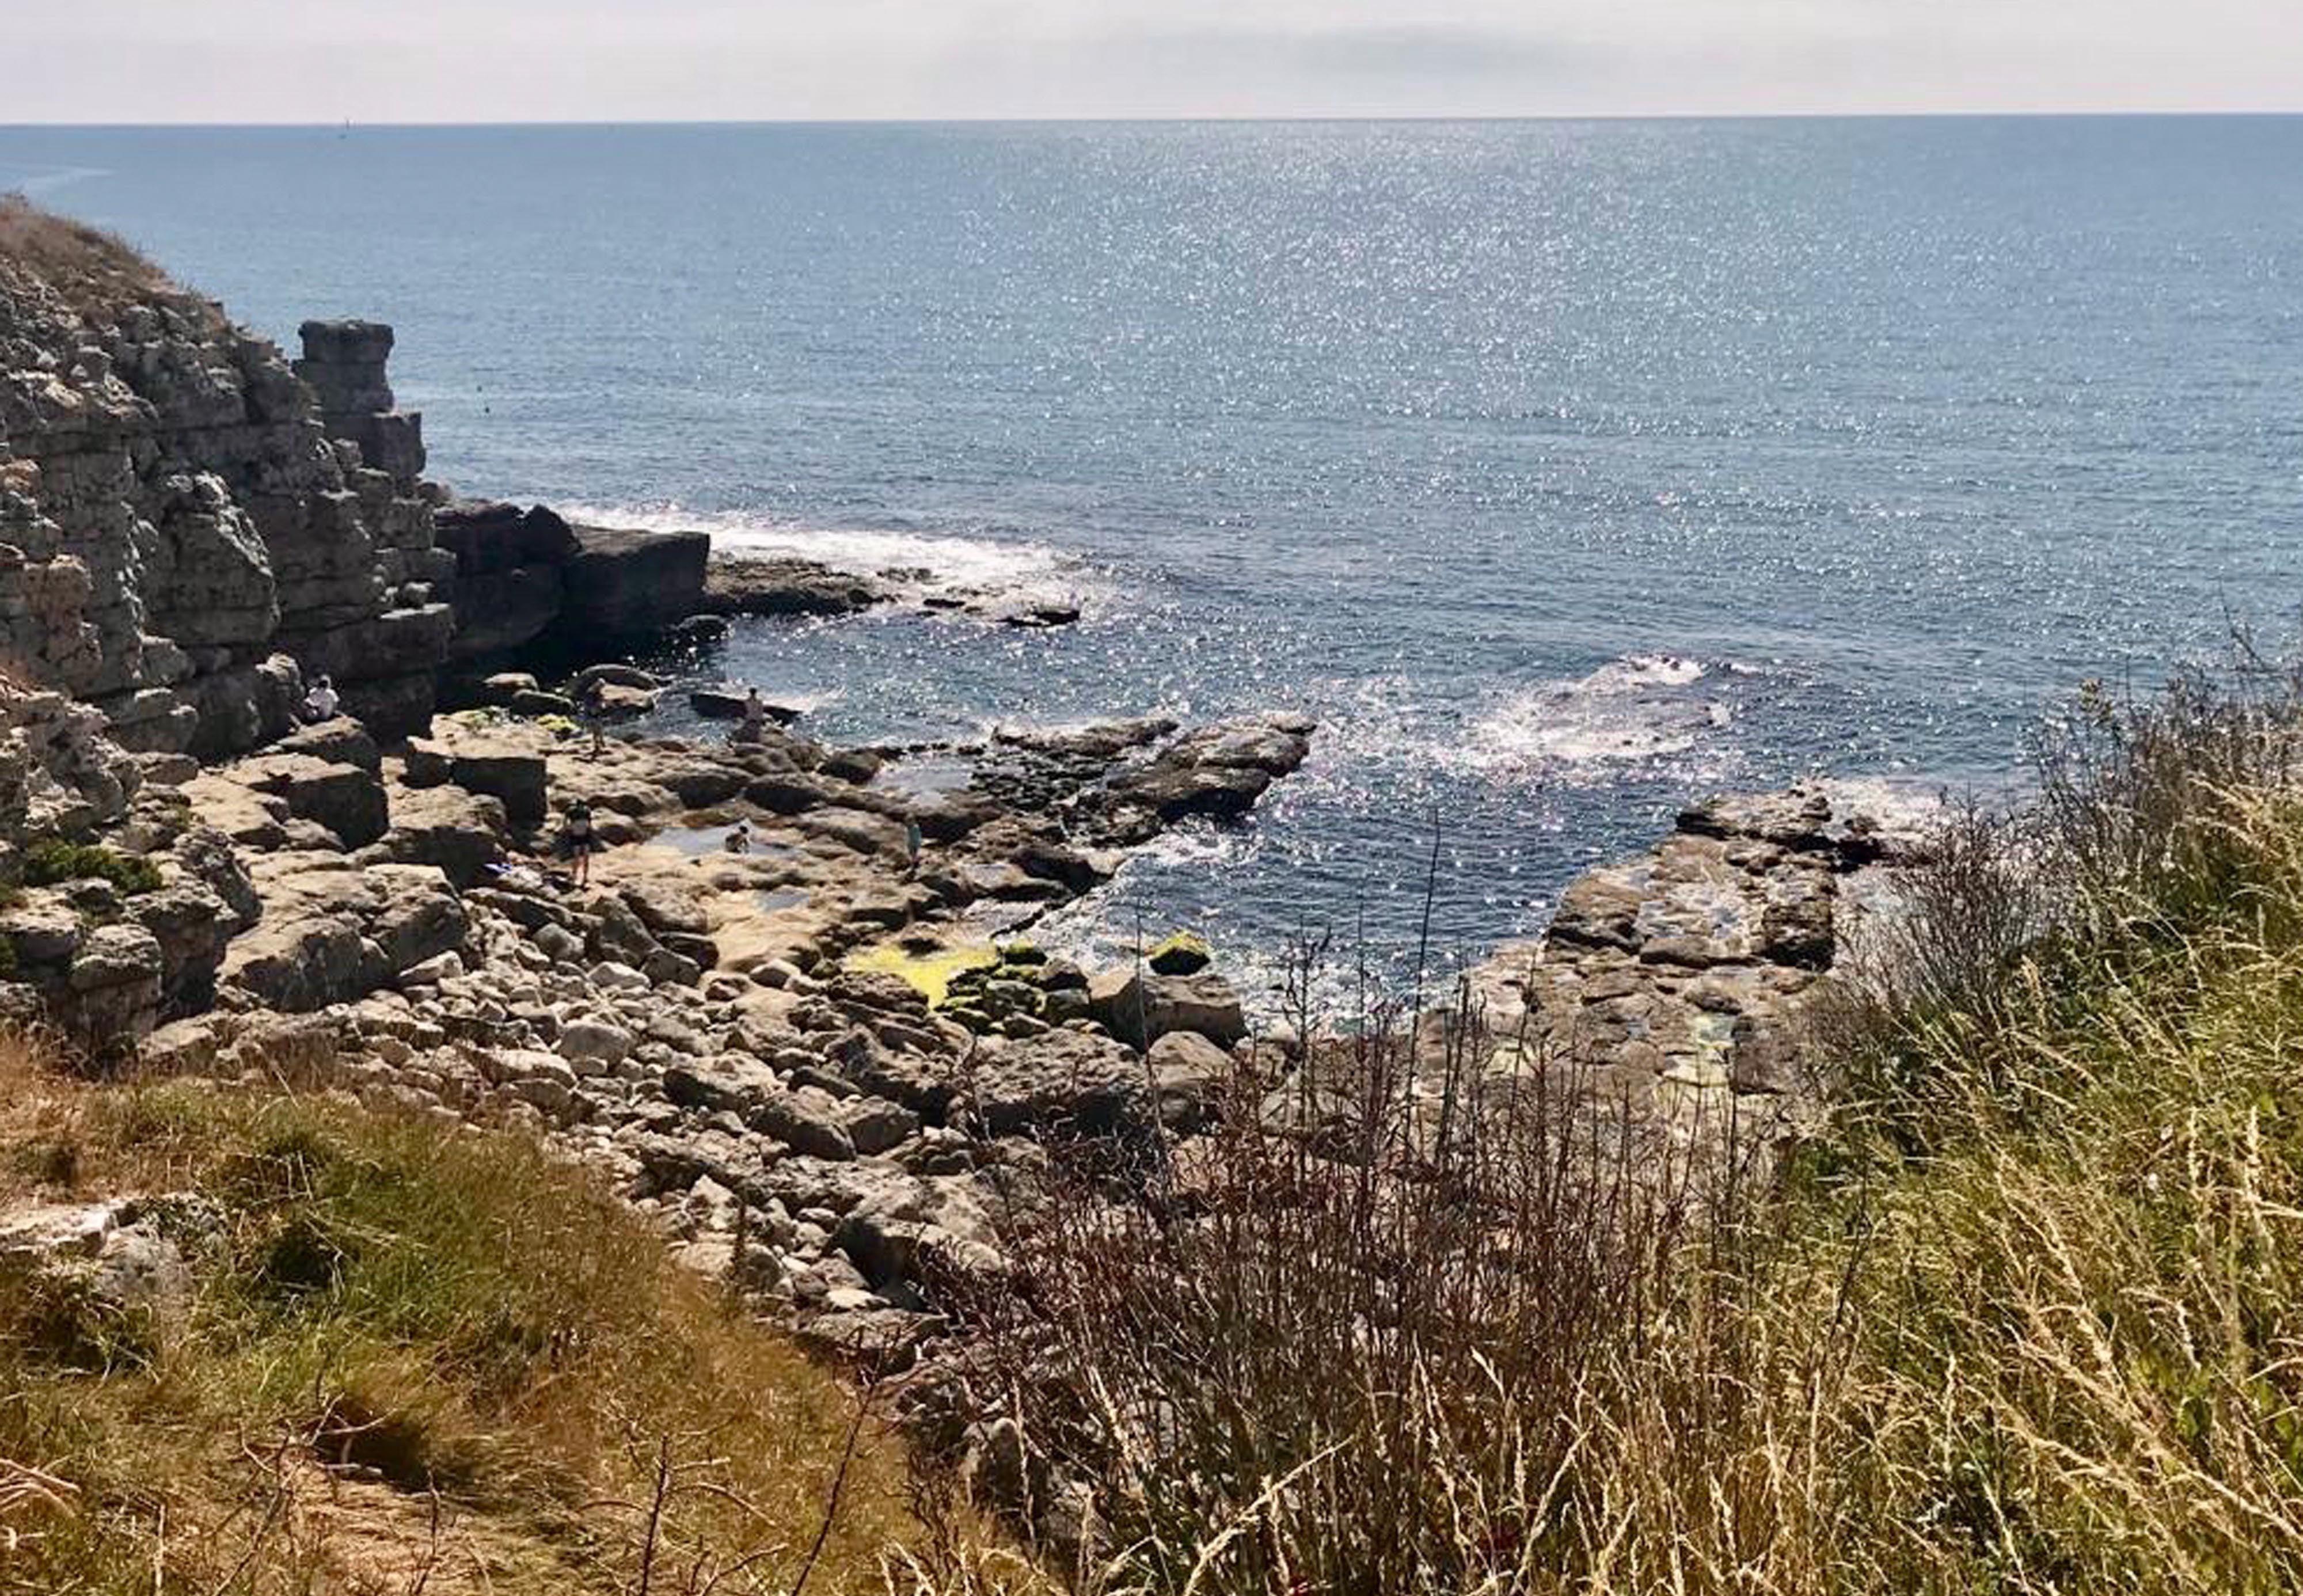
[{"left": 735, "top": 687, "right": 769, "bottom": 745}]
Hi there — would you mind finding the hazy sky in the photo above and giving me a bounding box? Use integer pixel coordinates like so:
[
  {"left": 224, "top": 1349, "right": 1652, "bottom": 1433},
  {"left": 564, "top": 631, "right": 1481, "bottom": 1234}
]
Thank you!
[{"left": 9, "top": 0, "right": 2302, "bottom": 121}]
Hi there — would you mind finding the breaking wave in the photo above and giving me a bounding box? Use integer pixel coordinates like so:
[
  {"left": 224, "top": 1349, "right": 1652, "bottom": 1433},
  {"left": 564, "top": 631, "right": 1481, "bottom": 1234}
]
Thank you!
[
  {"left": 554, "top": 502, "right": 1120, "bottom": 618},
  {"left": 1459, "top": 655, "right": 1741, "bottom": 783}
]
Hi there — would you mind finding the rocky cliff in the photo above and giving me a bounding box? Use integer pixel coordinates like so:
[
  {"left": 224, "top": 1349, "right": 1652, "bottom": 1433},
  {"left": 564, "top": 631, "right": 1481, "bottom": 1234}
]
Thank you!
[{"left": 0, "top": 201, "right": 454, "bottom": 755}]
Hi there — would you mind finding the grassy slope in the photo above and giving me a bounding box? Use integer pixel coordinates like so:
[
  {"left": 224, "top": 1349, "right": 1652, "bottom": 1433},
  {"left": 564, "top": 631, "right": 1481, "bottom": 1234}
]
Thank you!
[
  {"left": 0, "top": 1036, "right": 959, "bottom": 1595},
  {"left": 1514, "top": 693, "right": 2303, "bottom": 1591},
  {"left": 1584, "top": 857, "right": 2303, "bottom": 1591},
  {"left": 0, "top": 193, "right": 175, "bottom": 313}
]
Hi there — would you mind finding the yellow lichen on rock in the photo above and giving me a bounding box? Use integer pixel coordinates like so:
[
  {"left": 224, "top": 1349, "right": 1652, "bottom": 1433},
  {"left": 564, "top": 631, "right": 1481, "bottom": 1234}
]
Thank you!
[{"left": 848, "top": 940, "right": 1000, "bottom": 1006}]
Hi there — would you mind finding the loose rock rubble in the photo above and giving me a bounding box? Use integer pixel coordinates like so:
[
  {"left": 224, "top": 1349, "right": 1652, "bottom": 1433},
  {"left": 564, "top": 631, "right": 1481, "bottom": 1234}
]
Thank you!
[{"left": 0, "top": 685, "right": 1306, "bottom": 1367}]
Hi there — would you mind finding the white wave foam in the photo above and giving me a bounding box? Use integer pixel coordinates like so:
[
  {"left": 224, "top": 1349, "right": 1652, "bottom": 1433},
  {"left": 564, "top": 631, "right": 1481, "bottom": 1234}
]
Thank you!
[
  {"left": 1806, "top": 775, "right": 1944, "bottom": 842},
  {"left": 555, "top": 502, "right": 1118, "bottom": 618},
  {"left": 1460, "top": 654, "right": 1734, "bottom": 780},
  {"left": 1023, "top": 820, "right": 1262, "bottom": 967}
]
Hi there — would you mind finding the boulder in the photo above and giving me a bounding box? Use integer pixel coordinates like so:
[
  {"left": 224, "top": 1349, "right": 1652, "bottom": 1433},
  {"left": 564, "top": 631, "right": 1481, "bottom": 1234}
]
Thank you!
[
  {"left": 0, "top": 898, "right": 83, "bottom": 967},
  {"left": 446, "top": 565, "right": 565, "bottom": 661},
  {"left": 0, "top": 1199, "right": 194, "bottom": 1320},
  {"left": 758, "top": 1082, "right": 863, "bottom": 1162},
  {"left": 1146, "top": 932, "right": 1212, "bottom": 976},
  {"left": 1089, "top": 964, "right": 1248, "bottom": 1051},
  {"left": 1146, "top": 1029, "right": 1232, "bottom": 1133},
  {"left": 663, "top": 1056, "right": 856, "bottom": 1160},
  {"left": 746, "top": 773, "right": 830, "bottom": 815},
  {"left": 818, "top": 747, "right": 884, "bottom": 784},
  {"left": 396, "top": 950, "right": 463, "bottom": 987},
  {"left": 967, "top": 1027, "right": 1157, "bottom": 1142},
  {"left": 357, "top": 865, "right": 469, "bottom": 974},
  {"left": 702, "top": 557, "right": 887, "bottom": 618},
  {"left": 558, "top": 1017, "right": 636, "bottom": 1070},
  {"left": 273, "top": 715, "right": 381, "bottom": 772},
  {"left": 218, "top": 854, "right": 467, "bottom": 1013},
  {"left": 508, "top": 688, "right": 579, "bottom": 719},
  {"left": 60, "top": 922, "right": 166, "bottom": 1042},
  {"left": 573, "top": 663, "right": 661, "bottom": 692},
  {"left": 554, "top": 525, "right": 710, "bottom": 639},
  {"left": 368, "top": 783, "right": 508, "bottom": 886},
  {"left": 592, "top": 683, "right": 657, "bottom": 719},
  {"left": 401, "top": 737, "right": 451, "bottom": 787},
  {"left": 130, "top": 879, "right": 245, "bottom": 1014},
  {"left": 234, "top": 752, "right": 390, "bottom": 848},
  {"left": 833, "top": 1171, "right": 1002, "bottom": 1293},
  {"left": 663, "top": 1052, "right": 782, "bottom": 1118},
  {"left": 432, "top": 500, "right": 580, "bottom": 573},
  {"left": 844, "top": 1097, "right": 922, "bottom": 1157},
  {"left": 222, "top": 911, "right": 380, "bottom": 1014},
  {"left": 480, "top": 672, "right": 541, "bottom": 702},
  {"left": 447, "top": 744, "right": 548, "bottom": 826},
  {"left": 1098, "top": 714, "right": 1315, "bottom": 832}
]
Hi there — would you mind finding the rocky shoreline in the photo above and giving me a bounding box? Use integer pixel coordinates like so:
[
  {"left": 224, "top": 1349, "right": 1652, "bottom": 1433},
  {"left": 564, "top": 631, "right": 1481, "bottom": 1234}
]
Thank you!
[{"left": 0, "top": 204, "right": 1914, "bottom": 1552}]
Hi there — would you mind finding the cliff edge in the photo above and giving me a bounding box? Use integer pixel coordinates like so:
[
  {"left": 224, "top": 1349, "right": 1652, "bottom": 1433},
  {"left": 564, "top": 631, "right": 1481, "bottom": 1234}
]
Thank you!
[{"left": 0, "top": 197, "right": 454, "bottom": 754}]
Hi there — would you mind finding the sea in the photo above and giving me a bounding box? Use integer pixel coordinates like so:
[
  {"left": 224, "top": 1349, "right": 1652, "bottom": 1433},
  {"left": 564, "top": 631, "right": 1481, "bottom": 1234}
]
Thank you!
[{"left": 3, "top": 119, "right": 2300, "bottom": 997}]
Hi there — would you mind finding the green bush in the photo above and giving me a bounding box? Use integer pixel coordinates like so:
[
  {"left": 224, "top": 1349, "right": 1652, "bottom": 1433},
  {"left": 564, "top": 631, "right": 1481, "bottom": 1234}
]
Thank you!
[{"left": 20, "top": 840, "right": 162, "bottom": 896}]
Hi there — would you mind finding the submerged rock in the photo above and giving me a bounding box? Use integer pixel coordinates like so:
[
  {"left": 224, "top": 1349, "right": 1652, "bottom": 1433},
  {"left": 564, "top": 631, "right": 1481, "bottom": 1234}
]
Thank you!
[
  {"left": 690, "top": 683, "right": 805, "bottom": 723},
  {"left": 704, "top": 556, "right": 889, "bottom": 619}
]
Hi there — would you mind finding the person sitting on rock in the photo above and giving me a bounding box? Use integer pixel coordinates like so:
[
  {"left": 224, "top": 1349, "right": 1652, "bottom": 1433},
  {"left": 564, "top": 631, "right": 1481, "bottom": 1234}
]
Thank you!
[
  {"left": 723, "top": 820, "right": 753, "bottom": 855},
  {"left": 561, "top": 799, "right": 598, "bottom": 886},
  {"left": 301, "top": 673, "right": 339, "bottom": 723}
]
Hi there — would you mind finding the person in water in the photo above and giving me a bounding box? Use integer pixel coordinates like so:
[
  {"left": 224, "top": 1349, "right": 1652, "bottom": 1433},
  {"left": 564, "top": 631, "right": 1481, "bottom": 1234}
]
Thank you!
[
  {"left": 562, "top": 799, "right": 598, "bottom": 886},
  {"left": 301, "top": 673, "right": 339, "bottom": 723}
]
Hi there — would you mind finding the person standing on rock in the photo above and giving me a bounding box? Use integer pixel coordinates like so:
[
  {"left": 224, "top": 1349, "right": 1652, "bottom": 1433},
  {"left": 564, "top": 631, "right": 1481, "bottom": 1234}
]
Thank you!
[
  {"left": 563, "top": 799, "right": 598, "bottom": 886},
  {"left": 738, "top": 687, "right": 768, "bottom": 745}
]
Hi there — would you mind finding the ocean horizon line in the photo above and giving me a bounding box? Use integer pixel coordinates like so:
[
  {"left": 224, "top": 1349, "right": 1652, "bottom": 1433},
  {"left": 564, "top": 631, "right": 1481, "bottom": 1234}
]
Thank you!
[{"left": 5, "top": 108, "right": 2303, "bottom": 133}]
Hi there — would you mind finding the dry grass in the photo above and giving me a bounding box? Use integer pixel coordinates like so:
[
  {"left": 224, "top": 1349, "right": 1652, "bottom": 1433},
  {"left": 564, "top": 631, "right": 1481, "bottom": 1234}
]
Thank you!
[
  {"left": 917, "top": 957, "right": 1727, "bottom": 1594},
  {"left": 906, "top": 649, "right": 2303, "bottom": 1595},
  {"left": 0, "top": 193, "right": 172, "bottom": 313},
  {"left": 0, "top": 1032, "right": 946, "bottom": 1594}
]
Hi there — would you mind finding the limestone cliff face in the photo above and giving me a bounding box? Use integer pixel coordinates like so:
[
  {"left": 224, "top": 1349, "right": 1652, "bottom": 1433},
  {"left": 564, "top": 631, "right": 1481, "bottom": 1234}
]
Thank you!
[{"left": 0, "top": 206, "right": 453, "bottom": 757}]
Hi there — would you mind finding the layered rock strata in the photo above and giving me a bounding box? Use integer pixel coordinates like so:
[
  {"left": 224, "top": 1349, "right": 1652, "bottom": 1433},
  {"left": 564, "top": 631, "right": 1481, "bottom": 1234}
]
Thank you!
[{"left": 0, "top": 215, "right": 457, "bottom": 752}]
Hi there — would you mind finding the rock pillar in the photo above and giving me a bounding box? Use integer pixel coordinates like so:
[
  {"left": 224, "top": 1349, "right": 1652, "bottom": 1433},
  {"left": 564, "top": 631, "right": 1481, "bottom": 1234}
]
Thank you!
[{"left": 295, "top": 320, "right": 427, "bottom": 489}]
